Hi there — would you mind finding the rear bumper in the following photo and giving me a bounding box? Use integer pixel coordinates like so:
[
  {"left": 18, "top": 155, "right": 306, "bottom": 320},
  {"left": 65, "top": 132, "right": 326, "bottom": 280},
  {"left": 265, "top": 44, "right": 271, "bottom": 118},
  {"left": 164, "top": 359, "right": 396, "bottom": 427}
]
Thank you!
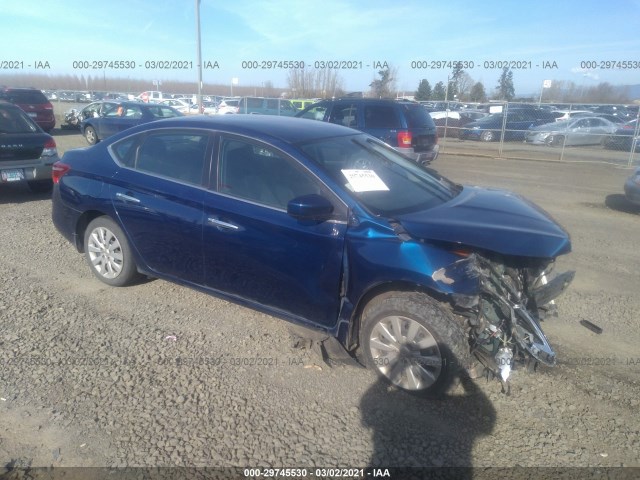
[
  {"left": 0, "top": 161, "right": 55, "bottom": 183},
  {"left": 396, "top": 144, "right": 439, "bottom": 165}
]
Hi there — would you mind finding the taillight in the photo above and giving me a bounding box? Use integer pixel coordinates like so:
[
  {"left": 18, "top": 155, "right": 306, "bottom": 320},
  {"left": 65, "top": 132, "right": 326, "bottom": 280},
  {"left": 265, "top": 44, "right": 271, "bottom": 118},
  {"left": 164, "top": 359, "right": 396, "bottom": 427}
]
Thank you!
[
  {"left": 42, "top": 138, "right": 58, "bottom": 157},
  {"left": 52, "top": 161, "right": 70, "bottom": 184},
  {"left": 397, "top": 130, "right": 412, "bottom": 147},
  {"left": 44, "top": 102, "right": 54, "bottom": 111}
]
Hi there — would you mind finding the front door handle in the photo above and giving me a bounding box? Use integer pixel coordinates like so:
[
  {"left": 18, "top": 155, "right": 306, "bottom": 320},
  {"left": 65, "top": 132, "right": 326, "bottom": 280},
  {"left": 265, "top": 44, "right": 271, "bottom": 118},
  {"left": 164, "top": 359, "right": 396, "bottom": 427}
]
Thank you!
[
  {"left": 115, "top": 192, "right": 140, "bottom": 203},
  {"left": 207, "top": 217, "right": 239, "bottom": 230}
]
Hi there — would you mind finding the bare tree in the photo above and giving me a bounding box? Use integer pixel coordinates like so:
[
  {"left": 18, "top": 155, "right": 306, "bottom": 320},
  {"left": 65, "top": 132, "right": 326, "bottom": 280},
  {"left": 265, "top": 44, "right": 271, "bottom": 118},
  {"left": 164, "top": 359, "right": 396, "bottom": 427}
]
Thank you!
[{"left": 287, "top": 68, "right": 344, "bottom": 98}]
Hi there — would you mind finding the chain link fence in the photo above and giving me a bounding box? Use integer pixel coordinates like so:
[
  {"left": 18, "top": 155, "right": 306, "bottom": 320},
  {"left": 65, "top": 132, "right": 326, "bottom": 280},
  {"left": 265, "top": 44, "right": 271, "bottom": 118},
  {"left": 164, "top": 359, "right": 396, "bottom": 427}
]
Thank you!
[{"left": 432, "top": 102, "right": 640, "bottom": 167}]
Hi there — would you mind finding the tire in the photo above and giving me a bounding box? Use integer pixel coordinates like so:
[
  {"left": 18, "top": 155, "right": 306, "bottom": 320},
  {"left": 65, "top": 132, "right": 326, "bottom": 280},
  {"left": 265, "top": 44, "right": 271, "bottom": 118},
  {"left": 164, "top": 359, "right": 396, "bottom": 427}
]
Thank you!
[
  {"left": 84, "top": 125, "right": 98, "bottom": 145},
  {"left": 83, "top": 216, "right": 141, "bottom": 287},
  {"left": 480, "top": 130, "right": 495, "bottom": 142},
  {"left": 359, "top": 292, "right": 471, "bottom": 396},
  {"left": 26, "top": 179, "right": 53, "bottom": 193},
  {"left": 547, "top": 135, "right": 564, "bottom": 147}
]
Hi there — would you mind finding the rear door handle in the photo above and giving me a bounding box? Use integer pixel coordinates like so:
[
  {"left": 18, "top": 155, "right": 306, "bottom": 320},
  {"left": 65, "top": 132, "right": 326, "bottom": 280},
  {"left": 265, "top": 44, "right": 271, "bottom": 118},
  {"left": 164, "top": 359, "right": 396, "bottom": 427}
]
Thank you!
[
  {"left": 115, "top": 192, "right": 140, "bottom": 203},
  {"left": 207, "top": 217, "right": 239, "bottom": 231}
]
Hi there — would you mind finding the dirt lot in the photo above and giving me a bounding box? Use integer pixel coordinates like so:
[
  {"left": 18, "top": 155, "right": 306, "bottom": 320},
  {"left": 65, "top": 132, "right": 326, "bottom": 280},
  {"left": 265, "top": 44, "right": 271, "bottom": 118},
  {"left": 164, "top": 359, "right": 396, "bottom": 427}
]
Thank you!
[{"left": 1, "top": 129, "right": 639, "bottom": 477}]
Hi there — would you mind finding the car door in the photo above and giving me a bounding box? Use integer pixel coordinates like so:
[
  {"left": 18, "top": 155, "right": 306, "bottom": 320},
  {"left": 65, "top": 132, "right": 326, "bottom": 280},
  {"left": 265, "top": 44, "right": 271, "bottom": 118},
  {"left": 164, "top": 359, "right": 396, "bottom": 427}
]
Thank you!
[
  {"left": 202, "top": 135, "right": 348, "bottom": 327},
  {"left": 108, "top": 130, "right": 211, "bottom": 284},
  {"left": 570, "top": 118, "right": 591, "bottom": 145},
  {"left": 587, "top": 118, "right": 611, "bottom": 145}
]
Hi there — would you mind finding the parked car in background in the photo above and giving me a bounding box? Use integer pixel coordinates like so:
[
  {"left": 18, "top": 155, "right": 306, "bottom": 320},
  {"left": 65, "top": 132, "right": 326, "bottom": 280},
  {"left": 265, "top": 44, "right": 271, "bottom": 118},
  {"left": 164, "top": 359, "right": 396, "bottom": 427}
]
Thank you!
[
  {"left": 160, "top": 99, "right": 192, "bottom": 114},
  {"left": 460, "top": 109, "right": 556, "bottom": 142},
  {"left": 290, "top": 99, "right": 317, "bottom": 111},
  {"left": 0, "top": 87, "right": 56, "bottom": 132},
  {"left": 62, "top": 100, "right": 119, "bottom": 129},
  {"left": 189, "top": 101, "right": 218, "bottom": 115},
  {"left": 0, "top": 100, "right": 59, "bottom": 192},
  {"left": 136, "top": 91, "right": 165, "bottom": 103},
  {"left": 624, "top": 167, "right": 640, "bottom": 206},
  {"left": 236, "top": 97, "right": 298, "bottom": 116},
  {"left": 81, "top": 101, "right": 183, "bottom": 144},
  {"left": 297, "top": 98, "right": 439, "bottom": 164},
  {"left": 51, "top": 115, "right": 574, "bottom": 396},
  {"left": 430, "top": 111, "right": 488, "bottom": 138},
  {"left": 579, "top": 113, "right": 628, "bottom": 124},
  {"left": 525, "top": 117, "right": 618, "bottom": 146},
  {"left": 550, "top": 110, "right": 592, "bottom": 121},
  {"left": 603, "top": 119, "right": 640, "bottom": 151},
  {"left": 590, "top": 105, "right": 634, "bottom": 120},
  {"left": 216, "top": 99, "right": 241, "bottom": 114}
]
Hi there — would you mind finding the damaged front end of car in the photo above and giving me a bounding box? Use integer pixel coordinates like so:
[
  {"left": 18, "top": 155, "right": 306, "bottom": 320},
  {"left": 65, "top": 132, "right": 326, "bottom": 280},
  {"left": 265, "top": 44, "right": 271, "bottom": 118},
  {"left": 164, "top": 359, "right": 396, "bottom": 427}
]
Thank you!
[{"left": 435, "top": 253, "right": 575, "bottom": 393}]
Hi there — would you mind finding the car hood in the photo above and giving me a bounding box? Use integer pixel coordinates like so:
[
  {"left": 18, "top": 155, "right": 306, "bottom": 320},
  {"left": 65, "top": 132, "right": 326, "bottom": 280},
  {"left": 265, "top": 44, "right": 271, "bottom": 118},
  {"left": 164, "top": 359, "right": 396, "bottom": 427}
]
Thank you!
[{"left": 394, "top": 186, "right": 571, "bottom": 258}]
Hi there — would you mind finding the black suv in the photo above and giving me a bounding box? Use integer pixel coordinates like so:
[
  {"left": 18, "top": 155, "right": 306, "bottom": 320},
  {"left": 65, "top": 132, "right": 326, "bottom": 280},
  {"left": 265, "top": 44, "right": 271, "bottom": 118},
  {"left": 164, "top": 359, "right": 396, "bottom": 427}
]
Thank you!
[{"left": 296, "top": 98, "right": 439, "bottom": 164}]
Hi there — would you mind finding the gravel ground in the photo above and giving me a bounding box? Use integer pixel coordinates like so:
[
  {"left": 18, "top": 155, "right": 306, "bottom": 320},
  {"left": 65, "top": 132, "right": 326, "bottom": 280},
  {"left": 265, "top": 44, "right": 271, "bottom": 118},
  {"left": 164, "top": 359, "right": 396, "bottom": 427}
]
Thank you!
[{"left": 1, "top": 130, "right": 639, "bottom": 477}]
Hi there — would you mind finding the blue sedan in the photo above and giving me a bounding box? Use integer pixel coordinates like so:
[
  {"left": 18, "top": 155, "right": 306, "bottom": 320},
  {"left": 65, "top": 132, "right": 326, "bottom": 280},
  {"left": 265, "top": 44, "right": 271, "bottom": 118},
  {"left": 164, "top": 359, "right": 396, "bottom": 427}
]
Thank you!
[
  {"left": 52, "top": 115, "right": 574, "bottom": 396},
  {"left": 80, "top": 101, "right": 183, "bottom": 145}
]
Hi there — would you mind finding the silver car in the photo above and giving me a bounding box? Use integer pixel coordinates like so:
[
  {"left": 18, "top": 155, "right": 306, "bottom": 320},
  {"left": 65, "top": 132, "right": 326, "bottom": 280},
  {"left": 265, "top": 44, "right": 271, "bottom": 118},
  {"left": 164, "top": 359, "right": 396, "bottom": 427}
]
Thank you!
[
  {"left": 624, "top": 167, "right": 640, "bottom": 206},
  {"left": 525, "top": 117, "right": 618, "bottom": 147}
]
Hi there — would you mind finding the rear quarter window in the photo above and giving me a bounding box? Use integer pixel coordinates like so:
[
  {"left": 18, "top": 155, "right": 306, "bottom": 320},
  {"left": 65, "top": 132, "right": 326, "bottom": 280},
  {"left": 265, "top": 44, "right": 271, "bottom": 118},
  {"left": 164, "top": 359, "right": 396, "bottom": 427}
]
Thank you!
[
  {"left": 403, "top": 105, "right": 436, "bottom": 128},
  {"left": 363, "top": 105, "right": 400, "bottom": 129}
]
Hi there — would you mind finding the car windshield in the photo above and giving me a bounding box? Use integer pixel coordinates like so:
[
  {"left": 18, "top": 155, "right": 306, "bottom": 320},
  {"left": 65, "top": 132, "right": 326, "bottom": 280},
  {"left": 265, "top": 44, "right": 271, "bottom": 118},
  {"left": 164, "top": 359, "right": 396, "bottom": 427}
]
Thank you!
[
  {"left": 0, "top": 106, "right": 39, "bottom": 133},
  {"left": 298, "top": 134, "right": 459, "bottom": 216}
]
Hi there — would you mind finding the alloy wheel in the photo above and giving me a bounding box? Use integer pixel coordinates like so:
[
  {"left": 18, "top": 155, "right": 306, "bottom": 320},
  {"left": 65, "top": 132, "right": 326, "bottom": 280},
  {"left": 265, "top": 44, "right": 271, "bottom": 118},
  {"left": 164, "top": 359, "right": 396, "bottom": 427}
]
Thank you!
[
  {"left": 87, "top": 226, "right": 123, "bottom": 279},
  {"left": 368, "top": 315, "right": 443, "bottom": 391}
]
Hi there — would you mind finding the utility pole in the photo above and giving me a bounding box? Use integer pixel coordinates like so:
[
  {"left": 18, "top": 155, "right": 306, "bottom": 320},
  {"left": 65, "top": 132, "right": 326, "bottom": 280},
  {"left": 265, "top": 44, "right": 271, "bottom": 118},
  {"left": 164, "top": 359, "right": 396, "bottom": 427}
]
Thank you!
[{"left": 195, "top": 0, "right": 203, "bottom": 114}]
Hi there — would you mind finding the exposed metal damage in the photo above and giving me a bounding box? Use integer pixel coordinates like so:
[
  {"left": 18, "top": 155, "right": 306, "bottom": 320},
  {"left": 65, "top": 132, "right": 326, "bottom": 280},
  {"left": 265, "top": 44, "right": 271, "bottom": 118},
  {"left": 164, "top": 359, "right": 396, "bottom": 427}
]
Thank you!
[{"left": 439, "top": 253, "right": 575, "bottom": 393}]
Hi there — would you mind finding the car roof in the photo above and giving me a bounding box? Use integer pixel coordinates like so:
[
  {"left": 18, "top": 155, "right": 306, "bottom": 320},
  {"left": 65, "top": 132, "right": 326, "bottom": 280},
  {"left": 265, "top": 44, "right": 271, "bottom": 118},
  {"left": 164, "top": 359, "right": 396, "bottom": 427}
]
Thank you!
[
  {"left": 317, "top": 98, "right": 417, "bottom": 105},
  {"left": 120, "top": 114, "right": 360, "bottom": 144}
]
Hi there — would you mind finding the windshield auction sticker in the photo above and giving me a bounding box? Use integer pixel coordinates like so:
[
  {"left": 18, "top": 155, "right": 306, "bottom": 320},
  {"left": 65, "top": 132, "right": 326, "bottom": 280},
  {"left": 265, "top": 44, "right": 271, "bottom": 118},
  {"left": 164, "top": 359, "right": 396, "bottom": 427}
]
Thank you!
[{"left": 341, "top": 169, "right": 389, "bottom": 192}]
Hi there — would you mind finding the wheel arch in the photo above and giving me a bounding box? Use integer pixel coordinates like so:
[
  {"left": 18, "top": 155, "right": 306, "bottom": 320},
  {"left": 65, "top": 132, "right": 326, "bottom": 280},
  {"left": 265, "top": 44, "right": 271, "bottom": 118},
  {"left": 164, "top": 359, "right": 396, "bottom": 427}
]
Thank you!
[
  {"left": 344, "top": 280, "right": 452, "bottom": 351},
  {"left": 74, "top": 210, "right": 111, "bottom": 253}
]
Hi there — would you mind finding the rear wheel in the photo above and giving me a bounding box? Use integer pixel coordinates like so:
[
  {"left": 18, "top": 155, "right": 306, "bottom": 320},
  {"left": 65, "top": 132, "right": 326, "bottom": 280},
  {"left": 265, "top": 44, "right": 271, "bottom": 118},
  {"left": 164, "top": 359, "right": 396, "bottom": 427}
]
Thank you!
[
  {"left": 83, "top": 217, "right": 141, "bottom": 287},
  {"left": 359, "top": 292, "right": 470, "bottom": 396},
  {"left": 84, "top": 125, "right": 98, "bottom": 145}
]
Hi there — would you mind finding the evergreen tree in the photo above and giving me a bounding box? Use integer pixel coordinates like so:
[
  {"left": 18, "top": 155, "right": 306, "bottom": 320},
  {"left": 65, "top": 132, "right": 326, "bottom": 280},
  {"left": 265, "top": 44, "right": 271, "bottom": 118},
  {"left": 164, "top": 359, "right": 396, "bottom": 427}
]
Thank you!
[
  {"left": 415, "top": 79, "right": 432, "bottom": 101},
  {"left": 469, "top": 82, "right": 487, "bottom": 102},
  {"left": 495, "top": 67, "right": 515, "bottom": 101},
  {"left": 432, "top": 81, "right": 446, "bottom": 100}
]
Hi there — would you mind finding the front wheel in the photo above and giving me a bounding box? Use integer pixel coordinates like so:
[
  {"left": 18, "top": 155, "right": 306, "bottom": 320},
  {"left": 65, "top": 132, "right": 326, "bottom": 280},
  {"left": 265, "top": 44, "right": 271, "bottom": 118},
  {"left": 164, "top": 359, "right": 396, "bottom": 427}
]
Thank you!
[
  {"left": 546, "top": 135, "right": 564, "bottom": 147},
  {"left": 83, "top": 217, "right": 141, "bottom": 287},
  {"left": 480, "top": 130, "right": 495, "bottom": 142},
  {"left": 359, "top": 292, "right": 470, "bottom": 396}
]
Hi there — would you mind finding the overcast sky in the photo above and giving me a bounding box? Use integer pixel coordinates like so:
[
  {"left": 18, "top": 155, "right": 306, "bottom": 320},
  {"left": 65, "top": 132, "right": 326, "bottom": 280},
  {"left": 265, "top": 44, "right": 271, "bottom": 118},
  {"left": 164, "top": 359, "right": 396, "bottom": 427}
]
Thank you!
[{"left": 2, "top": 0, "right": 640, "bottom": 95}]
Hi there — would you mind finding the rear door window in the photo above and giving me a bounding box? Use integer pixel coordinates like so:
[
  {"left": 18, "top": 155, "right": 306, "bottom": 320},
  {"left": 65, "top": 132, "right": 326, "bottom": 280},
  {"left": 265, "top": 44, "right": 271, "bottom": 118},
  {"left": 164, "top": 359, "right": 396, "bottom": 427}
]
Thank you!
[
  {"left": 111, "top": 131, "right": 210, "bottom": 186},
  {"left": 329, "top": 104, "right": 357, "bottom": 127}
]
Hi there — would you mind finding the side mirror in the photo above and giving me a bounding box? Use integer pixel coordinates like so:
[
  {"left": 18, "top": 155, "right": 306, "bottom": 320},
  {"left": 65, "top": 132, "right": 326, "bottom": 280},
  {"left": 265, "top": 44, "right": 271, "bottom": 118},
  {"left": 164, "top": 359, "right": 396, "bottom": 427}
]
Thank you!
[{"left": 287, "top": 194, "right": 334, "bottom": 222}]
